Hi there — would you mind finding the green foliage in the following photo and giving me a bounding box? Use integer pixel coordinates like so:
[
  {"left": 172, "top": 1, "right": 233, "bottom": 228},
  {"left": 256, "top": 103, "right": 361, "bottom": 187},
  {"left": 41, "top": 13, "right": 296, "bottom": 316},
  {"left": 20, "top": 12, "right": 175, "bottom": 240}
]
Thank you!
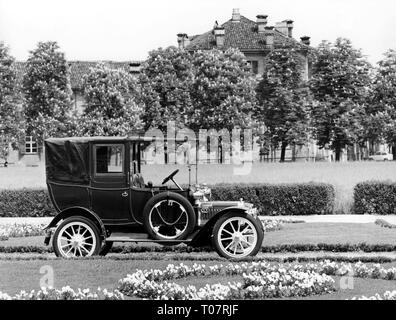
[
  {"left": 0, "top": 189, "right": 55, "bottom": 217},
  {"left": 368, "top": 50, "right": 396, "bottom": 149},
  {"left": 0, "top": 42, "right": 22, "bottom": 159},
  {"left": 140, "top": 47, "right": 257, "bottom": 132},
  {"left": 256, "top": 47, "right": 312, "bottom": 161},
  {"left": 0, "top": 183, "right": 334, "bottom": 217},
  {"left": 354, "top": 181, "right": 396, "bottom": 215},
  {"left": 189, "top": 48, "right": 258, "bottom": 131},
  {"left": 210, "top": 183, "right": 335, "bottom": 215},
  {"left": 309, "top": 38, "right": 372, "bottom": 159},
  {"left": 139, "top": 47, "right": 194, "bottom": 131},
  {"left": 22, "top": 41, "right": 72, "bottom": 141},
  {"left": 74, "top": 63, "right": 143, "bottom": 136}
]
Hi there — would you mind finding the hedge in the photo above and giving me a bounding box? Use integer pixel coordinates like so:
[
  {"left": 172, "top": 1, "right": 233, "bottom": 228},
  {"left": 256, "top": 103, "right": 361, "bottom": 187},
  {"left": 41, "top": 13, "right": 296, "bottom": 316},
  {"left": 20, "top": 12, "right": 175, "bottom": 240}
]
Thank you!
[
  {"left": 0, "top": 182, "right": 335, "bottom": 217},
  {"left": 0, "top": 189, "right": 55, "bottom": 217},
  {"left": 210, "top": 183, "right": 335, "bottom": 216},
  {"left": 354, "top": 181, "right": 396, "bottom": 215}
]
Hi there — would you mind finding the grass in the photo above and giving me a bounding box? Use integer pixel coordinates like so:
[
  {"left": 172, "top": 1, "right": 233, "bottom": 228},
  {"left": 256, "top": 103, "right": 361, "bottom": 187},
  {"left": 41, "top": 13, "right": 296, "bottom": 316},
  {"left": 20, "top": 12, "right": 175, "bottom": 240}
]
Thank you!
[
  {"left": 2, "top": 258, "right": 396, "bottom": 299},
  {"left": 2, "top": 222, "right": 396, "bottom": 248},
  {"left": 1, "top": 222, "right": 396, "bottom": 299},
  {"left": 1, "top": 162, "right": 396, "bottom": 213}
]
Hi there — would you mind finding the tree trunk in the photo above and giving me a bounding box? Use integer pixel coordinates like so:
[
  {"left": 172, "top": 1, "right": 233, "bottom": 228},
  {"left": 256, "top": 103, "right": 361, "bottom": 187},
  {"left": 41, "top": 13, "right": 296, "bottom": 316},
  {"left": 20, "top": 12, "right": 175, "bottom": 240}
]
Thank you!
[
  {"left": 392, "top": 144, "right": 396, "bottom": 161},
  {"left": 335, "top": 145, "right": 341, "bottom": 162},
  {"left": 280, "top": 142, "right": 287, "bottom": 162}
]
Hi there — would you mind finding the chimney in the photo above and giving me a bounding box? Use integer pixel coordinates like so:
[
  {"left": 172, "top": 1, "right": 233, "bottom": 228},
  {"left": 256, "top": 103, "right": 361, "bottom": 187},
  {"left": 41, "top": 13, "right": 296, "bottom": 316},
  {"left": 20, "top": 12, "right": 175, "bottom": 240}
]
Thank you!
[
  {"left": 265, "top": 26, "right": 274, "bottom": 47},
  {"left": 285, "top": 20, "right": 294, "bottom": 38},
  {"left": 300, "top": 36, "right": 311, "bottom": 46},
  {"left": 275, "top": 21, "right": 288, "bottom": 37},
  {"left": 214, "top": 27, "right": 225, "bottom": 48},
  {"left": 256, "top": 15, "right": 268, "bottom": 33},
  {"left": 177, "top": 33, "right": 190, "bottom": 49},
  {"left": 232, "top": 8, "right": 240, "bottom": 22}
]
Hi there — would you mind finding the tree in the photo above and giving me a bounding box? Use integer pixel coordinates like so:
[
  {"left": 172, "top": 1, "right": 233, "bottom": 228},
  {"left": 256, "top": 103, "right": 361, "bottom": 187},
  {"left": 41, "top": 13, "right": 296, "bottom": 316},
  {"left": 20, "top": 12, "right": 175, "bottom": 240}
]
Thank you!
[
  {"left": 140, "top": 47, "right": 258, "bottom": 133},
  {"left": 189, "top": 48, "right": 258, "bottom": 132},
  {"left": 256, "top": 47, "right": 312, "bottom": 162},
  {"left": 139, "top": 47, "right": 194, "bottom": 131},
  {"left": 76, "top": 63, "right": 143, "bottom": 136},
  {"left": 309, "top": 38, "right": 372, "bottom": 161},
  {"left": 370, "top": 50, "right": 396, "bottom": 158},
  {"left": 0, "top": 42, "right": 22, "bottom": 161},
  {"left": 23, "top": 41, "right": 72, "bottom": 141}
]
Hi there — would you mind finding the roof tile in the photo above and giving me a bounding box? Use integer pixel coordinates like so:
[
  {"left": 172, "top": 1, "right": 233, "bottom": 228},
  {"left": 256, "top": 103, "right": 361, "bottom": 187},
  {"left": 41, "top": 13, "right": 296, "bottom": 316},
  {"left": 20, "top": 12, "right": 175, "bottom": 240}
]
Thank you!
[{"left": 186, "top": 15, "right": 306, "bottom": 51}]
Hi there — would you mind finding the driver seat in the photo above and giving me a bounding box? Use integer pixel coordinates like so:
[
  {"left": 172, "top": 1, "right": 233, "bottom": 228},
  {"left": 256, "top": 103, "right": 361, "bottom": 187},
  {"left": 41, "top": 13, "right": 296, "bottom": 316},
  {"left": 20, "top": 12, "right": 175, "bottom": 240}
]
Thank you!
[{"left": 131, "top": 173, "right": 145, "bottom": 188}]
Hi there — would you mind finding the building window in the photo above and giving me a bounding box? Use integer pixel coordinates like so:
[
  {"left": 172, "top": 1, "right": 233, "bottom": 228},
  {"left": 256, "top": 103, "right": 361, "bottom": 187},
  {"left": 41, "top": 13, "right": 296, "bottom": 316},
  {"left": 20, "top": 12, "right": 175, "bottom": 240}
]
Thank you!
[
  {"left": 247, "top": 60, "right": 259, "bottom": 74},
  {"left": 25, "top": 136, "right": 38, "bottom": 154}
]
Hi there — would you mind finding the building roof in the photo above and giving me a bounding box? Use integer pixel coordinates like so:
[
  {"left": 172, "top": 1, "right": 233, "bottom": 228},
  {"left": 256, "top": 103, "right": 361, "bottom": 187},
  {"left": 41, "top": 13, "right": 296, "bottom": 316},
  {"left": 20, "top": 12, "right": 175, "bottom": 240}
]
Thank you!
[
  {"left": 186, "top": 15, "right": 306, "bottom": 51},
  {"left": 14, "top": 60, "right": 143, "bottom": 90}
]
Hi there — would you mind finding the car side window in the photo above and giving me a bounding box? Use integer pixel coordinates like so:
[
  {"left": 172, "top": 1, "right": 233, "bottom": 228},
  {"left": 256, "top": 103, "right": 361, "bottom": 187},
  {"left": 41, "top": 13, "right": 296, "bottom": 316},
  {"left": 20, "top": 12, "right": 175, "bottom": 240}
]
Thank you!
[{"left": 95, "top": 144, "right": 124, "bottom": 174}]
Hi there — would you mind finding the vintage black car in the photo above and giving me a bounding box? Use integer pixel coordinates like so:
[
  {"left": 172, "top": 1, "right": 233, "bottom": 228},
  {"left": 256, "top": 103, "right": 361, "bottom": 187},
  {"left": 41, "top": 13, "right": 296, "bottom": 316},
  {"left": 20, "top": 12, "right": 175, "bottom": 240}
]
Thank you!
[{"left": 43, "top": 136, "right": 264, "bottom": 260}]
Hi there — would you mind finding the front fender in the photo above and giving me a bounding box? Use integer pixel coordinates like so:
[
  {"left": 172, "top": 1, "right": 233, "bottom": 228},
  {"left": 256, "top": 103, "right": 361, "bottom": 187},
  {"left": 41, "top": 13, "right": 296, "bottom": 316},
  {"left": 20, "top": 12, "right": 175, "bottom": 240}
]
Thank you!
[{"left": 44, "top": 207, "right": 106, "bottom": 245}]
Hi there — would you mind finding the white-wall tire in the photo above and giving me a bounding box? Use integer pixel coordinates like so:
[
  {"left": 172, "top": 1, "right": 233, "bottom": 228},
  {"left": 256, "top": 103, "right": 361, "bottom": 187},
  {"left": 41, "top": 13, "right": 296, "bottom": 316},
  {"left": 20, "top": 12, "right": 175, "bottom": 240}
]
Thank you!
[
  {"left": 52, "top": 216, "right": 101, "bottom": 258},
  {"left": 212, "top": 212, "right": 264, "bottom": 260}
]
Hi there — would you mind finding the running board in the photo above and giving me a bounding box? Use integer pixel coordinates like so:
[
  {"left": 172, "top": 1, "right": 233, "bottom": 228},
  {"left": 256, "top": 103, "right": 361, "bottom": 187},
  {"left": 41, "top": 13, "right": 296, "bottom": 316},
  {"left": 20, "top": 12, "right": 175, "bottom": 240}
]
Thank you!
[{"left": 106, "top": 233, "right": 192, "bottom": 243}]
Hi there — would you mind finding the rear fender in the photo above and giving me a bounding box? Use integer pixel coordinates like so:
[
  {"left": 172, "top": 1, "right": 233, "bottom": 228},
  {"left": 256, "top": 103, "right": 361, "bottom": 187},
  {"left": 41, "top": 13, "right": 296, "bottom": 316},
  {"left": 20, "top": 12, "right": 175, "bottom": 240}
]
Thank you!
[
  {"left": 44, "top": 207, "right": 106, "bottom": 244},
  {"left": 190, "top": 207, "right": 250, "bottom": 247}
]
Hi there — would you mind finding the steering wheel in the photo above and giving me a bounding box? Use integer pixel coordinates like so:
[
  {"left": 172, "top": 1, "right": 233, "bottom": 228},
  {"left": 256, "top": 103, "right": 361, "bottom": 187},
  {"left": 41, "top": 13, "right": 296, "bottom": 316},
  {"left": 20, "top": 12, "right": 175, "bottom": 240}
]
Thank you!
[{"left": 162, "top": 169, "right": 179, "bottom": 185}]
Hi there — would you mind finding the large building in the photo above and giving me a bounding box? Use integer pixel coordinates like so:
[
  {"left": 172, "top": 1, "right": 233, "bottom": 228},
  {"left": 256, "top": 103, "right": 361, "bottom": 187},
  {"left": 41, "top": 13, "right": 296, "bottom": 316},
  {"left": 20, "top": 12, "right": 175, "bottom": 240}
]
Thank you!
[
  {"left": 177, "top": 8, "right": 312, "bottom": 80},
  {"left": 175, "top": 9, "right": 324, "bottom": 162}
]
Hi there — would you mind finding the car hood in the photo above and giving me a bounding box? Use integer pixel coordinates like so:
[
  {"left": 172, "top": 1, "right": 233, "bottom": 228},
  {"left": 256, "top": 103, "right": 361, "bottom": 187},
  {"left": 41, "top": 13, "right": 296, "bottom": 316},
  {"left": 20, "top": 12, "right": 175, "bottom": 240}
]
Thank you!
[{"left": 201, "top": 200, "right": 254, "bottom": 210}]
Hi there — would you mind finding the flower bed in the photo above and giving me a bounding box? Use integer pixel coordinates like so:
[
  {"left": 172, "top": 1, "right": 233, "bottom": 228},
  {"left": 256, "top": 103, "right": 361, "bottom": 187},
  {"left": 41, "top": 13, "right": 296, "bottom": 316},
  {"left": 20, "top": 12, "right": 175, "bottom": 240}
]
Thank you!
[
  {"left": 118, "top": 260, "right": 396, "bottom": 300},
  {"left": 0, "top": 223, "right": 46, "bottom": 241},
  {"left": 352, "top": 291, "right": 396, "bottom": 300},
  {"left": 0, "top": 286, "right": 124, "bottom": 300},
  {"left": 262, "top": 219, "right": 284, "bottom": 231},
  {"left": 118, "top": 262, "right": 336, "bottom": 299}
]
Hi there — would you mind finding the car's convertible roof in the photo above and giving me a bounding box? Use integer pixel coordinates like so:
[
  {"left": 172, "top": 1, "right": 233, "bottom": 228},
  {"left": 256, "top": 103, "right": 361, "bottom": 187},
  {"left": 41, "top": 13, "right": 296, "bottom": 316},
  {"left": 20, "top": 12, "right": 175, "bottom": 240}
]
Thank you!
[
  {"left": 45, "top": 135, "right": 195, "bottom": 184},
  {"left": 45, "top": 138, "right": 92, "bottom": 184}
]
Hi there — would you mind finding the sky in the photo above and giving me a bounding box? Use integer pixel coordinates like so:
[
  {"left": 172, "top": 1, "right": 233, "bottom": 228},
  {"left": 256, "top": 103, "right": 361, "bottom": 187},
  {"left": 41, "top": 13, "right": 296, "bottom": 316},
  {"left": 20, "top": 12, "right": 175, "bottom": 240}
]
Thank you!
[{"left": 0, "top": 0, "right": 395, "bottom": 65}]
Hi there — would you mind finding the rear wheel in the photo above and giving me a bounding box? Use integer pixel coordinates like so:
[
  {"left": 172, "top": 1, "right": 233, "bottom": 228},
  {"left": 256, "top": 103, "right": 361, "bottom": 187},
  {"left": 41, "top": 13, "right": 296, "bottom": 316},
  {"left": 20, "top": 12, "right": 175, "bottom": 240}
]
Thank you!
[
  {"left": 211, "top": 212, "right": 264, "bottom": 260},
  {"left": 143, "top": 192, "right": 196, "bottom": 241},
  {"left": 53, "top": 216, "right": 101, "bottom": 258}
]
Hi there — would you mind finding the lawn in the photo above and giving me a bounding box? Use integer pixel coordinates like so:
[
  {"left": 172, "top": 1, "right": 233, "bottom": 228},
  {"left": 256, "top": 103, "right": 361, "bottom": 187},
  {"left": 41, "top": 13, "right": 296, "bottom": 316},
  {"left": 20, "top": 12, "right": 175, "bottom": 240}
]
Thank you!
[
  {"left": 2, "top": 258, "right": 396, "bottom": 300},
  {"left": 1, "top": 222, "right": 396, "bottom": 299},
  {"left": 2, "top": 161, "right": 396, "bottom": 213},
  {"left": 2, "top": 222, "right": 395, "bottom": 248}
]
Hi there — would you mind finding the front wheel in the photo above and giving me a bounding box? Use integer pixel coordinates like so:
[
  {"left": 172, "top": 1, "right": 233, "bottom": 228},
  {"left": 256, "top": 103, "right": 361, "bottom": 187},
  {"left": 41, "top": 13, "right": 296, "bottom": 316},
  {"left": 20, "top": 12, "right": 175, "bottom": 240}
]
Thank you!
[
  {"left": 53, "top": 216, "right": 101, "bottom": 258},
  {"left": 211, "top": 212, "right": 264, "bottom": 260}
]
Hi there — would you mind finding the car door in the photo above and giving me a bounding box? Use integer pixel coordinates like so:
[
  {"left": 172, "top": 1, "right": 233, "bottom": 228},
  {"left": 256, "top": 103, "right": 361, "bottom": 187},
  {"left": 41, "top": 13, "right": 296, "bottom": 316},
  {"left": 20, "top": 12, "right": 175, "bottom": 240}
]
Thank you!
[{"left": 90, "top": 142, "right": 133, "bottom": 224}]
